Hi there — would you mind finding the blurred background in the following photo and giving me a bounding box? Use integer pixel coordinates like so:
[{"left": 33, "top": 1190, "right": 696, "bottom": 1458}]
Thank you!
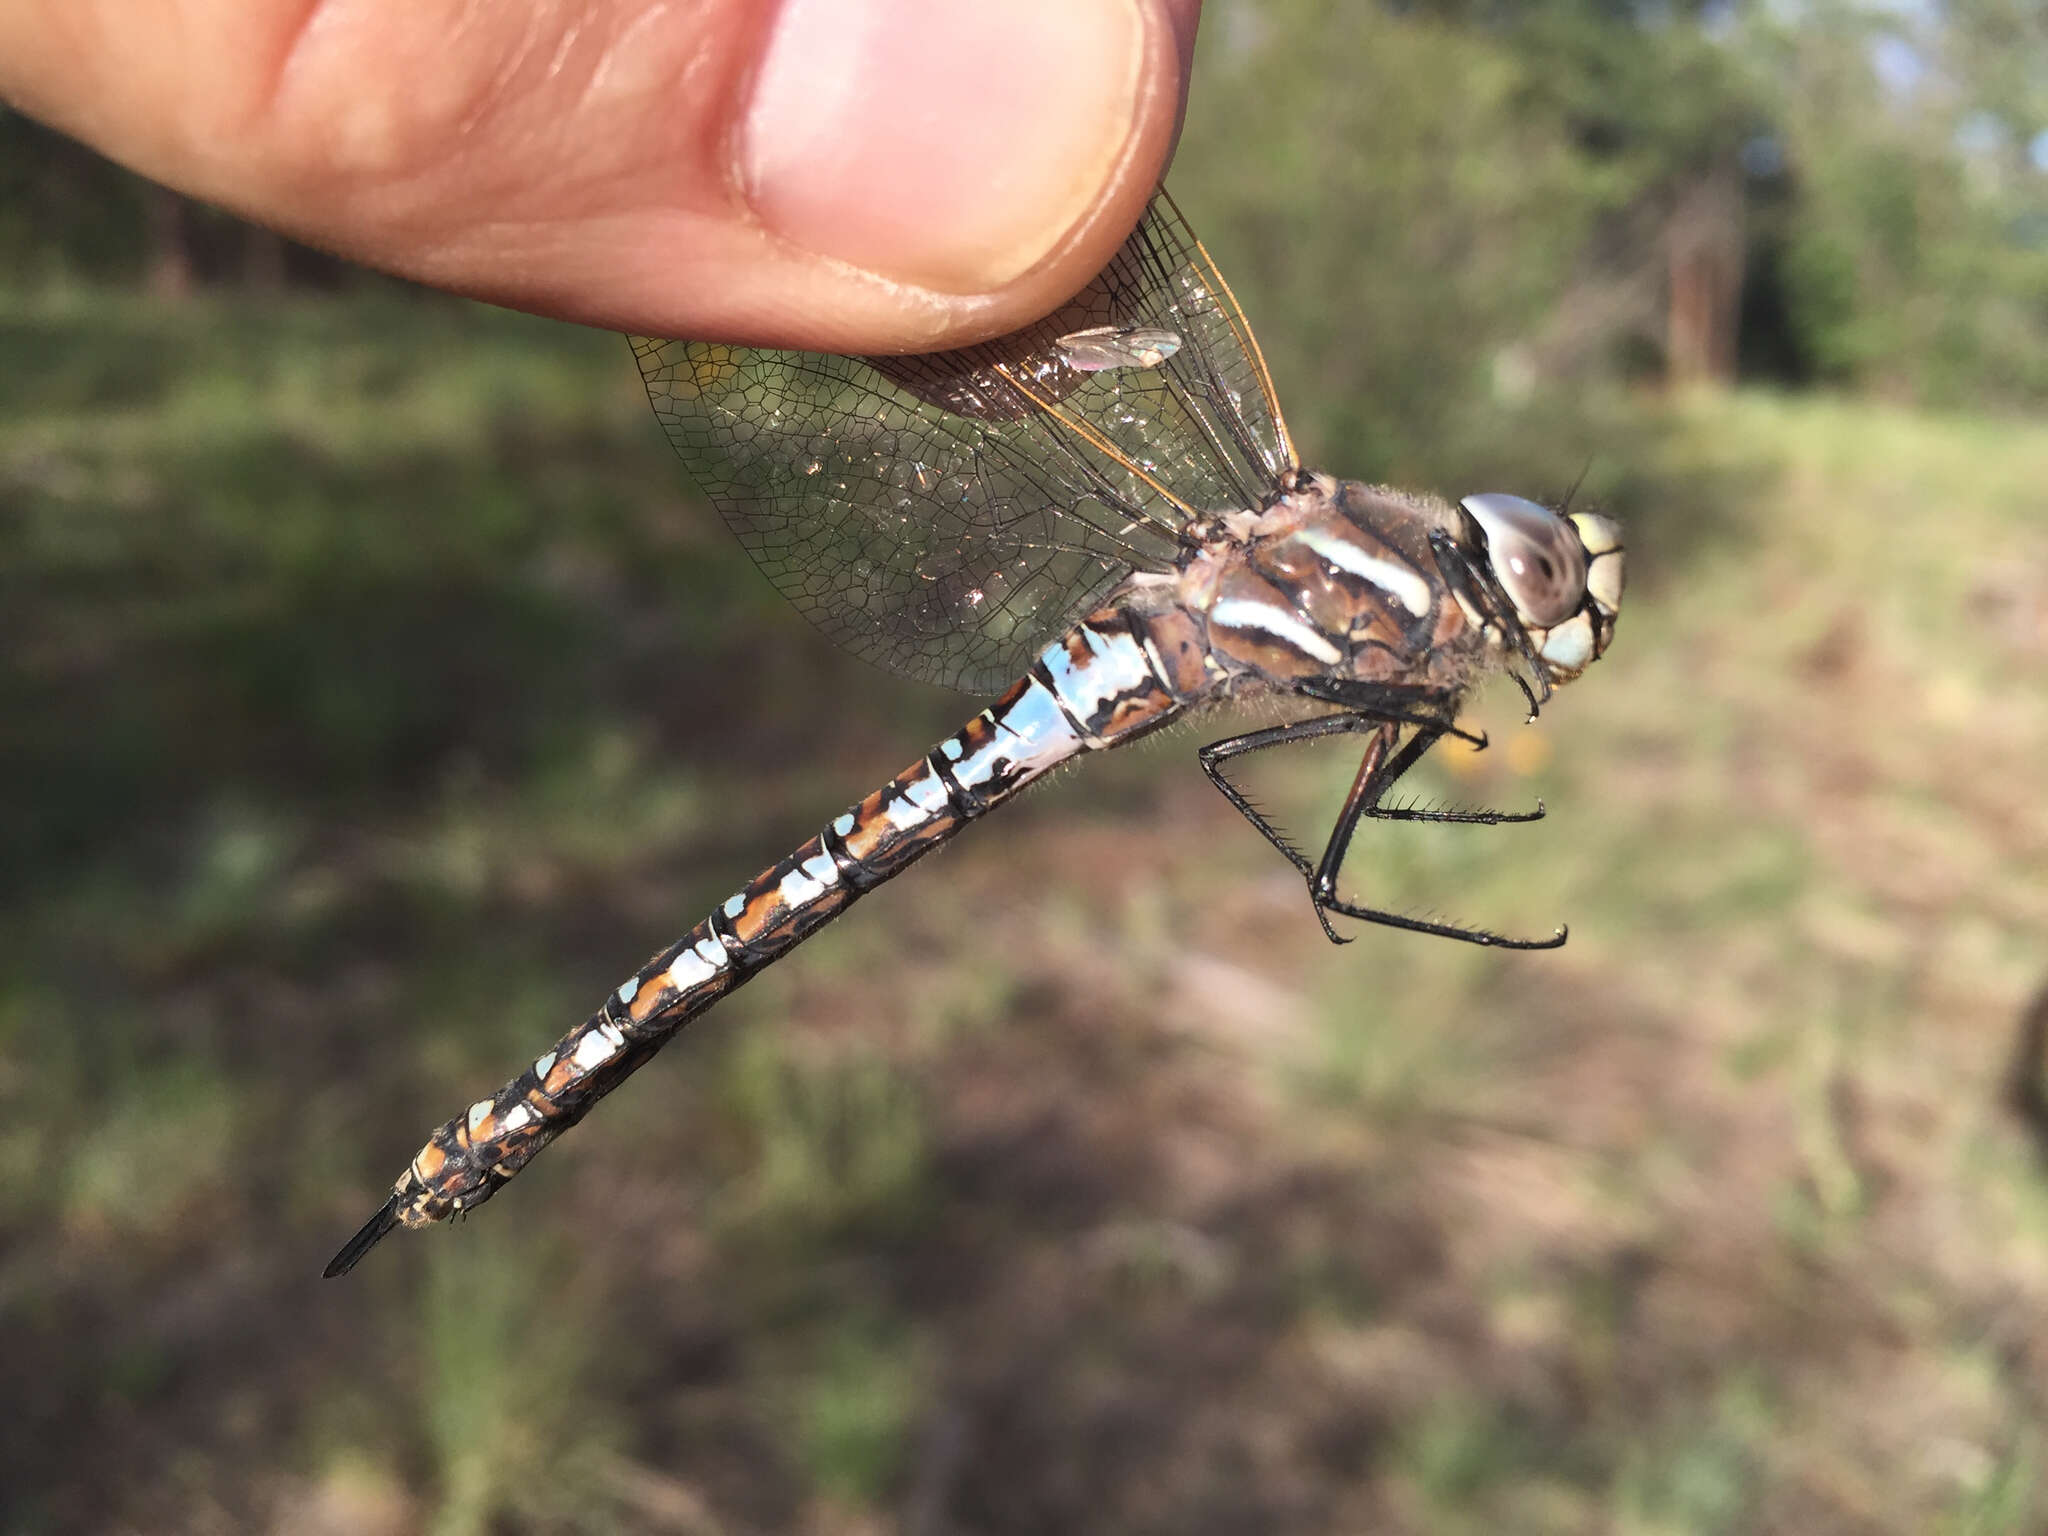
[{"left": 5, "top": 1, "right": 2048, "bottom": 1531}]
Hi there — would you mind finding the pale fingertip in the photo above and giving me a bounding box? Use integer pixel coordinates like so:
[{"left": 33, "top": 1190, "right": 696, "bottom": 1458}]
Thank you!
[{"left": 741, "top": 0, "right": 1149, "bottom": 295}]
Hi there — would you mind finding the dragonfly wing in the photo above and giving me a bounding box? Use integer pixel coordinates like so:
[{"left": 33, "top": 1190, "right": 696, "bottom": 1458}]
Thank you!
[{"left": 633, "top": 192, "right": 1297, "bottom": 695}]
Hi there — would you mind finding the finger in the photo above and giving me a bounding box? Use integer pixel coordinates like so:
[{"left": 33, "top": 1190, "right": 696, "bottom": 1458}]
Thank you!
[{"left": 0, "top": 0, "right": 1201, "bottom": 352}]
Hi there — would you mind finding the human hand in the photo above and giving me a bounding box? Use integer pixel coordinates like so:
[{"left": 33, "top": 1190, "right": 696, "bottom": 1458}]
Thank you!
[{"left": 0, "top": 0, "right": 1201, "bottom": 352}]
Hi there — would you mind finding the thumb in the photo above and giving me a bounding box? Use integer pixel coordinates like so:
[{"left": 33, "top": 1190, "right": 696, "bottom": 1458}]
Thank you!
[{"left": 0, "top": 0, "right": 1199, "bottom": 352}]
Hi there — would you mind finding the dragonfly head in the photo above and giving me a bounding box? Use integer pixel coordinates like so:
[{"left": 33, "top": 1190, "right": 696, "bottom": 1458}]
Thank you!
[{"left": 1456, "top": 493, "right": 1624, "bottom": 687}]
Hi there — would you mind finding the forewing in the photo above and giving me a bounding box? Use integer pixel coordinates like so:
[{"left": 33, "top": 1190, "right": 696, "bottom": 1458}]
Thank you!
[{"left": 633, "top": 192, "right": 1295, "bottom": 695}]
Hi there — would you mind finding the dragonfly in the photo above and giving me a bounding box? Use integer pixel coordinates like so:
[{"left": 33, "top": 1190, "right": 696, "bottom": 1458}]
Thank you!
[{"left": 326, "top": 191, "right": 1623, "bottom": 1277}]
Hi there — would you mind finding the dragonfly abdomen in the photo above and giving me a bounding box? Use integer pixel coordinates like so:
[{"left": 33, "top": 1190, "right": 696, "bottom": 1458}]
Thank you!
[{"left": 327, "top": 608, "right": 1186, "bottom": 1274}]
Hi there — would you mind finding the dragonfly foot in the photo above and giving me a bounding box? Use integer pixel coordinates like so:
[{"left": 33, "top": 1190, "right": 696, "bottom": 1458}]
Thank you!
[
  {"left": 1312, "top": 897, "right": 1353, "bottom": 946},
  {"left": 1318, "top": 897, "right": 1568, "bottom": 950}
]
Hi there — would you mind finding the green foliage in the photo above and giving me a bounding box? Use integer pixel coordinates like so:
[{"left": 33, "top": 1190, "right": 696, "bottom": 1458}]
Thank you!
[
  {"left": 1178, "top": 2, "right": 1594, "bottom": 477},
  {"left": 60, "top": 1064, "right": 237, "bottom": 1239},
  {"left": 421, "top": 1234, "right": 608, "bottom": 1536},
  {"left": 0, "top": 110, "right": 150, "bottom": 283},
  {"left": 1171, "top": 1, "right": 2047, "bottom": 425},
  {"left": 1741, "top": 2, "right": 2048, "bottom": 402},
  {"left": 793, "top": 1313, "right": 925, "bottom": 1507},
  {"left": 1611, "top": 1377, "right": 1770, "bottom": 1535},
  {"left": 1779, "top": 223, "right": 1867, "bottom": 380},
  {"left": 719, "top": 1032, "right": 931, "bottom": 1242}
]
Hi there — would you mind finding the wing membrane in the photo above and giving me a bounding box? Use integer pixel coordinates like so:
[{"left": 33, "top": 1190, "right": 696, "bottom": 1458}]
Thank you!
[{"left": 633, "top": 192, "right": 1295, "bottom": 694}]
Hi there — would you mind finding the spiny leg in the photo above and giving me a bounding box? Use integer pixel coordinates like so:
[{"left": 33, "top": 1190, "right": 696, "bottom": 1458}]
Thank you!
[
  {"left": 1294, "top": 678, "right": 1481, "bottom": 750},
  {"left": 1201, "top": 697, "right": 1463, "bottom": 945},
  {"left": 1312, "top": 722, "right": 1567, "bottom": 951},
  {"left": 1298, "top": 680, "right": 1543, "bottom": 832},
  {"left": 1371, "top": 802, "right": 1547, "bottom": 826},
  {"left": 1310, "top": 720, "right": 1427, "bottom": 913},
  {"left": 1201, "top": 712, "right": 1380, "bottom": 942},
  {"left": 1317, "top": 899, "right": 1566, "bottom": 949}
]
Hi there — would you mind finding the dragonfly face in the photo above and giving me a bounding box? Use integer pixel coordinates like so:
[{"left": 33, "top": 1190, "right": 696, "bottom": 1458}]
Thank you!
[{"left": 1455, "top": 493, "right": 1625, "bottom": 687}]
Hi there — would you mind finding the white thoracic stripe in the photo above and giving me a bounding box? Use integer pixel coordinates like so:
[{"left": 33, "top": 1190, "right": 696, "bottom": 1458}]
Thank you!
[
  {"left": 1293, "top": 526, "right": 1433, "bottom": 615},
  {"left": 1209, "top": 599, "right": 1346, "bottom": 665}
]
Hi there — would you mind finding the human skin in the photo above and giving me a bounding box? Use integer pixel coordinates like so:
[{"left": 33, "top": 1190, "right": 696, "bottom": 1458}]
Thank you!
[{"left": 0, "top": 0, "right": 1202, "bottom": 353}]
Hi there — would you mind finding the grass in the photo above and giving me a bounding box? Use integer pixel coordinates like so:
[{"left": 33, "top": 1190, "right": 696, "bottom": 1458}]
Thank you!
[
  {"left": 719, "top": 1030, "right": 932, "bottom": 1242},
  {"left": 6, "top": 286, "right": 2048, "bottom": 1533}
]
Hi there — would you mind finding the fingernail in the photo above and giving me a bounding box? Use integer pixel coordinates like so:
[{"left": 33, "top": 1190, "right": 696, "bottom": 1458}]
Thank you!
[{"left": 742, "top": 0, "right": 1147, "bottom": 294}]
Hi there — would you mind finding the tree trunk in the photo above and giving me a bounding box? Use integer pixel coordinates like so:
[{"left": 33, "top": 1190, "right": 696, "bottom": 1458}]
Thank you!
[
  {"left": 1666, "top": 162, "right": 1745, "bottom": 388},
  {"left": 144, "top": 185, "right": 195, "bottom": 300},
  {"left": 242, "top": 226, "right": 288, "bottom": 292}
]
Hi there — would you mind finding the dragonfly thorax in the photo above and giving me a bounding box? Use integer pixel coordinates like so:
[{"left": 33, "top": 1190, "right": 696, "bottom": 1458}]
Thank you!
[
  {"left": 1177, "top": 477, "right": 1456, "bottom": 690},
  {"left": 1144, "top": 475, "right": 1622, "bottom": 707}
]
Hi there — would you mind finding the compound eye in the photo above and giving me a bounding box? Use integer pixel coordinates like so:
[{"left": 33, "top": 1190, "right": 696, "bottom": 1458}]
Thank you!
[{"left": 1459, "top": 493, "right": 1587, "bottom": 629}]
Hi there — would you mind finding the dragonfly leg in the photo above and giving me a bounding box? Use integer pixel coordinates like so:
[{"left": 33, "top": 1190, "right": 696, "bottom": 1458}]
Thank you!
[
  {"left": 1294, "top": 677, "right": 1486, "bottom": 751},
  {"left": 1199, "top": 685, "right": 1466, "bottom": 857},
  {"left": 1201, "top": 712, "right": 1380, "bottom": 943},
  {"left": 1200, "top": 695, "right": 1455, "bottom": 946},
  {"left": 1310, "top": 722, "right": 1568, "bottom": 951},
  {"left": 1298, "top": 677, "right": 1545, "bottom": 828}
]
